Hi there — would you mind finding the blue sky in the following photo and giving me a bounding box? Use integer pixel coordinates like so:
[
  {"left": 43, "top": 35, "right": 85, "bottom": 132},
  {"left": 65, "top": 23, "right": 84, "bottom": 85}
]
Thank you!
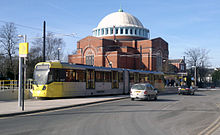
[{"left": 0, "top": 0, "right": 220, "bottom": 67}]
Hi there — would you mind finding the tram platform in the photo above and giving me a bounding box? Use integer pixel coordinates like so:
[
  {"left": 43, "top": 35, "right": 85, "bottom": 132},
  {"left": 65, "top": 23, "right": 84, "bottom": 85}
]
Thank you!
[{"left": 0, "top": 95, "right": 129, "bottom": 117}]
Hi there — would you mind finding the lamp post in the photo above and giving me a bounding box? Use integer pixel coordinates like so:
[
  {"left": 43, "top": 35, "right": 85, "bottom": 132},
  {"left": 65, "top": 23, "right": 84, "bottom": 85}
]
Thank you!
[
  {"left": 58, "top": 48, "right": 61, "bottom": 60},
  {"left": 192, "top": 66, "right": 197, "bottom": 86}
]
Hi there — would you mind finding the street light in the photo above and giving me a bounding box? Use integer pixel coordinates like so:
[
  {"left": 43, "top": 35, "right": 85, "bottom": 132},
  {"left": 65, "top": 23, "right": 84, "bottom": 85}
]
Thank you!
[
  {"left": 192, "top": 66, "right": 197, "bottom": 86},
  {"left": 58, "top": 48, "right": 61, "bottom": 60},
  {"left": 18, "top": 35, "right": 27, "bottom": 42}
]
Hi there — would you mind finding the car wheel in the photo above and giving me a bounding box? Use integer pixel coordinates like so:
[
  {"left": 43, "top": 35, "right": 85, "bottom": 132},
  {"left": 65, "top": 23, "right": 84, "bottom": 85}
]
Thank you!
[
  {"left": 192, "top": 92, "right": 195, "bottom": 95},
  {"left": 154, "top": 95, "right": 157, "bottom": 101},
  {"left": 131, "top": 98, "right": 134, "bottom": 101},
  {"left": 147, "top": 95, "right": 151, "bottom": 101}
]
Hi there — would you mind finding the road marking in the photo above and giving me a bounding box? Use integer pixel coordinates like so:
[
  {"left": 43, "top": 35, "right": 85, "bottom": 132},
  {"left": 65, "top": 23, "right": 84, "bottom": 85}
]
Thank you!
[{"left": 198, "top": 103, "right": 220, "bottom": 135}]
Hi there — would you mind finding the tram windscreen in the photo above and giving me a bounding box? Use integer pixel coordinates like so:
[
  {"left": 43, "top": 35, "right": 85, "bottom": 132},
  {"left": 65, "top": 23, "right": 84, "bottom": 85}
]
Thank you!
[{"left": 34, "top": 65, "right": 49, "bottom": 85}]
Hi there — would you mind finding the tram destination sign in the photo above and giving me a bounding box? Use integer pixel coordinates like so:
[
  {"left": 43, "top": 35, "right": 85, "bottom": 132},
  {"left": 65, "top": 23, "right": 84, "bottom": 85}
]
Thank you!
[{"left": 36, "top": 65, "right": 49, "bottom": 70}]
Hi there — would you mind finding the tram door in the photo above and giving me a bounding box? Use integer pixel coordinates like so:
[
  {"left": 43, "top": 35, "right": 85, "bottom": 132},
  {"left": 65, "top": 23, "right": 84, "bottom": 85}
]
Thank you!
[
  {"left": 112, "top": 71, "right": 119, "bottom": 89},
  {"left": 86, "top": 69, "right": 95, "bottom": 89}
]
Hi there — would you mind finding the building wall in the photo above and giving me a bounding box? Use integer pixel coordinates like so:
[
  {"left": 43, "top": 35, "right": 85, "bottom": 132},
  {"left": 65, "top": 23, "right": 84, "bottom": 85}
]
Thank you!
[{"left": 68, "top": 36, "right": 169, "bottom": 71}]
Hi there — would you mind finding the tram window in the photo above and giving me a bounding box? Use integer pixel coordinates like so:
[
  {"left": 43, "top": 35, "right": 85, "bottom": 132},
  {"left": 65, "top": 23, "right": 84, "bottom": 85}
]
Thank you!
[
  {"left": 65, "top": 70, "right": 75, "bottom": 82},
  {"left": 155, "top": 75, "right": 160, "bottom": 82},
  {"left": 104, "top": 72, "right": 111, "bottom": 82},
  {"left": 139, "top": 74, "right": 146, "bottom": 83},
  {"left": 145, "top": 75, "right": 149, "bottom": 82},
  {"left": 76, "top": 70, "right": 85, "bottom": 82},
  {"left": 129, "top": 73, "right": 134, "bottom": 83},
  {"left": 73, "top": 71, "right": 77, "bottom": 81},
  {"left": 134, "top": 73, "right": 139, "bottom": 83},
  {"left": 96, "top": 71, "right": 104, "bottom": 82},
  {"left": 48, "top": 74, "right": 53, "bottom": 83},
  {"left": 46, "top": 69, "right": 54, "bottom": 83},
  {"left": 119, "top": 72, "right": 123, "bottom": 82},
  {"left": 59, "top": 69, "right": 66, "bottom": 82}
]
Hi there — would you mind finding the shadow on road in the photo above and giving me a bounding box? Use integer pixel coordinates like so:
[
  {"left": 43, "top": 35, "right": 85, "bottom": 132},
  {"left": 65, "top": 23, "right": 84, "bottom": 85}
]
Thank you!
[
  {"left": 179, "top": 93, "right": 206, "bottom": 96},
  {"left": 127, "top": 98, "right": 179, "bottom": 103},
  {"left": 156, "top": 99, "right": 179, "bottom": 102}
]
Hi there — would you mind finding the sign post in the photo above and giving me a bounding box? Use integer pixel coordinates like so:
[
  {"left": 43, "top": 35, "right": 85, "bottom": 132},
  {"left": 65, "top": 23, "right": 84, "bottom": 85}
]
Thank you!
[{"left": 18, "top": 42, "right": 28, "bottom": 111}]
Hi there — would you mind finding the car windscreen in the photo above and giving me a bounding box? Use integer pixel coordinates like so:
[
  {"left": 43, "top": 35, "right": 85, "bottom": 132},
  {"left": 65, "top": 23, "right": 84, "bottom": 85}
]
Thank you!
[
  {"left": 131, "top": 84, "right": 146, "bottom": 90},
  {"left": 181, "top": 86, "right": 188, "bottom": 88}
]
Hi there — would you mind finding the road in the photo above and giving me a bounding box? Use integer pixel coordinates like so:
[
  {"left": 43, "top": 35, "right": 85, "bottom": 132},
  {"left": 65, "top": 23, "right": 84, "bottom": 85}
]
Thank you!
[{"left": 1, "top": 90, "right": 220, "bottom": 135}]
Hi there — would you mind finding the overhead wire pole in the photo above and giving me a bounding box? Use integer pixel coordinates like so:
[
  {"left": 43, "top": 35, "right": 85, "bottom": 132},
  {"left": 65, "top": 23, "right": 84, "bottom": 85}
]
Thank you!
[{"left": 43, "top": 21, "right": 46, "bottom": 62}]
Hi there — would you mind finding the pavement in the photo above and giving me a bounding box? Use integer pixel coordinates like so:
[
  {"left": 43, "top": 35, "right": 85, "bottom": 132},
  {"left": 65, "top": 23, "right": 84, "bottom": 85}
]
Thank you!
[{"left": 0, "top": 95, "right": 129, "bottom": 117}]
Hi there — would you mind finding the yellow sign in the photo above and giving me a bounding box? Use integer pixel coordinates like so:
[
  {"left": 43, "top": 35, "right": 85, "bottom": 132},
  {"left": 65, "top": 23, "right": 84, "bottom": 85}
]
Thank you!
[{"left": 19, "top": 43, "right": 29, "bottom": 57}]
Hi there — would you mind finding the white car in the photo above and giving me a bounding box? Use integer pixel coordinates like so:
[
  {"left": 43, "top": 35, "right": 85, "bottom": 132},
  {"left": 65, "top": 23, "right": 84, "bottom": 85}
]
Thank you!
[{"left": 130, "top": 83, "right": 158, "bottom": 101}]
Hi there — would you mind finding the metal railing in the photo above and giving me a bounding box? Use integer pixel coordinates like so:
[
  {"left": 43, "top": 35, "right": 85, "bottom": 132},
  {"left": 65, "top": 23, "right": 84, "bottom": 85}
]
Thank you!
[{"left": 0, "top": 80, "right": 33, "bottom": 91}]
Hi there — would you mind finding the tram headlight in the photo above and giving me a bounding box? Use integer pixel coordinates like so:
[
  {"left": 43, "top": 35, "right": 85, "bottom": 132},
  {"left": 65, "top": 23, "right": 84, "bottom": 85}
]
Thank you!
[{"left": 42, "top": 85, "right": 46, "bottom": 90}]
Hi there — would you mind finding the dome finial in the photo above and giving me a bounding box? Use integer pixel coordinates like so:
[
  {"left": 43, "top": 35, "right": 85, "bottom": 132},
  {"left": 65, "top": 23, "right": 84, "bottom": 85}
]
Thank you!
[{"left": 118, "top": 5, "right": 123, "bottom": 12}]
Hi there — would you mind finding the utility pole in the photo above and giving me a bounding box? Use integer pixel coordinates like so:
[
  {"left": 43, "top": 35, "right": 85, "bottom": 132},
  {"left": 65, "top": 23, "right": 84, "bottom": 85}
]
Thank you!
[
  {"left": 192, "top": 65, "right": 197, "bottom": 86},
  {"left": 43, "top": 21, "right": 46, "bottom": 62}
]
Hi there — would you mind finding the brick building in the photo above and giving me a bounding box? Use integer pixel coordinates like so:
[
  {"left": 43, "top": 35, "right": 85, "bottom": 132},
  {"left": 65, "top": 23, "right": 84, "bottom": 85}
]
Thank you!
[
  {"left": 168, "top": 59, "right": 186, "bottom": 73},
  {"left": 68, "top": 9, "right": 169, "bottom": 71}
]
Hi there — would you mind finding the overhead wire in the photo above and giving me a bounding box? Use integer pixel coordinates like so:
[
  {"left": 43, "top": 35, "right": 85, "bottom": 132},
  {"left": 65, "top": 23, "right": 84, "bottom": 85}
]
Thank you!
[
  {"left": 0, "top": 20, "right": 42, "bottom": 31},
  {"left": 0, "top": 20, "right": 78, "bottom": 39}
]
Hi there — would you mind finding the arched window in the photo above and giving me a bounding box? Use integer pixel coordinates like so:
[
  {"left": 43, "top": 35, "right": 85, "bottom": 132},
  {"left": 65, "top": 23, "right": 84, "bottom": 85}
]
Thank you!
[
  {"left": 101, "top": 29, "right": 104, "bottom": 35},
  {"left": 106, "top": 28, "right": 108, "bottom": 35},
  {"left": 120, "top": 28, "right": 123, "bottom": 34},
  {"left": 125, "top": 29, "right": 128, "bottom": 34},
  {"left": 98, "top": 29, "right": 100, "bottom": 36},
  {"left": 115, "top": 28, "right": 118, "bottom": 34},
  {"left": 110, "top": 28, "right": 113, "bottom": 34},
  {"left": 130, "top": 29, "right": 133, "bottom": 34},
  {"left": 156, "top": 51, "right": 163, "bottom": 71}
]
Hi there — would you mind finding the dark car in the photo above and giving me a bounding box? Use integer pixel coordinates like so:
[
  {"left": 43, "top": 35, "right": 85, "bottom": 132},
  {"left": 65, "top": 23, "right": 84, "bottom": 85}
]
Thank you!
[{"left": 178, "top": 85, "right": 195, "bottom": 95}]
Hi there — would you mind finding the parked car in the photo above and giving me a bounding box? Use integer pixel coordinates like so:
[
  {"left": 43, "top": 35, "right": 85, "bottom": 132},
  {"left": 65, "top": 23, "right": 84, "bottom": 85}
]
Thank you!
[
  {"left": 178, "top": 85, "right": 195, "bottom": 95},
  {"left": 130, "top": 83, "right": 158, "bottom": 101}
]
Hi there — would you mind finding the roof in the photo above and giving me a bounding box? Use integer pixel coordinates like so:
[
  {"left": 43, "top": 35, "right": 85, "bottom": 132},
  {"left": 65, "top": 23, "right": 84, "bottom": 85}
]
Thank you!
[
  {"left": 95, "top": 10, "right": 144, "bottom": 29},
  {"left": 169, "top": 59, "right": 184, "bottom": 64}
]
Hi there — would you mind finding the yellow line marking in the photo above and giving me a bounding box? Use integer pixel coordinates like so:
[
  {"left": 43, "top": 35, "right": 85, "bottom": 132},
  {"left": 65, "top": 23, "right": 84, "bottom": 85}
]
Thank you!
[{"left": 198, "top": 103, "right": 220, "bottom": 135}]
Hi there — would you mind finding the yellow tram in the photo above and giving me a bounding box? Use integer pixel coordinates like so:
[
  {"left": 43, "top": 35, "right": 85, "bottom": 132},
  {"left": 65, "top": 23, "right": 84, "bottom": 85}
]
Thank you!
[{"left": 32, "top": 61, "right": 164, "bottom": 98}]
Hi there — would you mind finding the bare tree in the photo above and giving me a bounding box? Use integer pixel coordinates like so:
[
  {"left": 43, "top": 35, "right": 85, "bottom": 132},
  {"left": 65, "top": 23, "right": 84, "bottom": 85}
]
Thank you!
[
  {"left": 184, "top": 48, "right": 210, "bottom": 68},
  {"left": 31, "top": 32, "right": 65, "bottom": 61},
  {"left": 0, "top": 22, "right": 19, "bottom": 79},
  {"left": 184, "top": 48, "right": 210, "bottom": 86},
  {"left": 0, "top": 52, "right": 6, "bottom": 77}
]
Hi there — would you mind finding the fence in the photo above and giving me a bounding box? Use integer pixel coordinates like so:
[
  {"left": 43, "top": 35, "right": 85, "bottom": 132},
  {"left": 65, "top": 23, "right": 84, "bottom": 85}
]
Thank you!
[{"left": 0, "top": 80, "right": 33, "bottom": 91}]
